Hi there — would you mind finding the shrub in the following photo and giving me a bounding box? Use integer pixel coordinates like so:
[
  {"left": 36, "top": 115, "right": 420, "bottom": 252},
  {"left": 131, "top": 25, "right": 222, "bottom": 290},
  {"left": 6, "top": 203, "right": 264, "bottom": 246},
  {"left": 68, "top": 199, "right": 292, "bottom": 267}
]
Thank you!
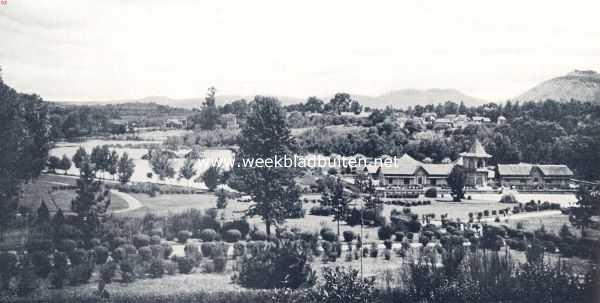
[
  {"left": 68, "top": 263, "right": 93, "bottom": 285},
  {"left": 224, "top": 229, "right": 242, "bottom": 243},
  {"left": 185, "top": 243, "right": 202, "bottom": 265},
  {"left": 343, "top": 230, "right": 355, "bottom": 242},
  {"left": 499, "top": 193, "right": 518, "bottom": 204},
  {"left": 133, "top": 234, "right": 151, "bottom": 248},
  {"left": 150, "top": 235, "right": 162, "bottom": 245},
  {"left": 58, "top": 239, "right": 77, "bottom": 253},
  {"left": 150, "top": 244, "right": 165, "bottom": 259},
  {"left": 30, "top": 251, "right": 52, "bottom": 278},
  {"left": 99, "top": 261, "right": 117, "bottom": 283},
  {"left": 111, "top": 237, "right": 128, "bottom": 249},
  {"left": 50, "top": 252, "right": 68, "bottom": 289},
  {"left": 213, "top": 257, "right": 227, "bottom": 272},
  {"left": 177, "top": 230, "right": 192, "bottom": 244},
  {"left": 222, "top": 220, "right": 251, "bottom": 239},
  {"left": 321, "top": 228, "right": 337, "bottom": 242},
  {"left": 150, "top": 228, "right": 164, "bottom": 237},
  {"left": 0, "top": 253, "right": 18, "bottom": 290},
  {"left": 369, "top": 243, "right": 378, "bottom": 258},
  {"left": 149, "top": 258, "right": 164, "bottom": 278},
  {"left": 201, "top": 242, "right": 216, "bottom": 258},
  {"left": 235, "top": 240, "right": 313, "bottom": 289},
  {"left": 176, "top": 257, "right": 195, "bottom": 274},
  {"left": 233, "top": 243, "right": 246, "bottom": 257},
  {"left": 139, "top": 246, "right": 153, "bottom": 261},
  {"left": 93, "top": 246, "right": 109, "bottom": 264},
  {"left": 120, "top": 259, "right": 136, "bottom": 283},
  {"left": 26, "top": 238, "right": 54, "bottom": 253},
  {"left": 164, "top": 260, "right": 177, "bottom": 275},
  {"left": 383, "top": 240, "right": 393, "bottom": 250},
  {"left": 16, "top": 264, "right": 38, "bottom": 297},
  {"left": 162, "top": 243, "right": 173, "bottom": 259},
  {"left": 69, "top": 249, "right": 89, "bottom": 266},
  {"left": 250, "top": 230, "right": 267, "bottom": 241},
  {"left": 424, "top": 187, "right": 437, "bottom": 198},
  {"left": 378, "top": 224, "right": 394, "bottom": 240},
  {"left": 394, "top": 231, "right": 405, "bottom": 242},
  {"left": 200, "top": 229, "right": 218, "bottom": 242}
]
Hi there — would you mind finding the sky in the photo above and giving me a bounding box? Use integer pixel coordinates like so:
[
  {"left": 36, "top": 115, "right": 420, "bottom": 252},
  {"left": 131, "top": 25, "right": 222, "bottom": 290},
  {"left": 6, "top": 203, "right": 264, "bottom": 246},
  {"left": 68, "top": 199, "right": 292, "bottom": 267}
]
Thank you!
[{"left": 1, "top": 0, "right": 599, "bottom": 102}]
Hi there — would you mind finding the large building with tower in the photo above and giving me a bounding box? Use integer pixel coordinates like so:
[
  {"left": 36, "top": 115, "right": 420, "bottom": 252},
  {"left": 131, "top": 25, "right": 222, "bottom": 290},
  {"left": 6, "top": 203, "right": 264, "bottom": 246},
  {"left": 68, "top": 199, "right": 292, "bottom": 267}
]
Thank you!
[{"left": 371, "top": 139, "right": 573, "bottom": 190}]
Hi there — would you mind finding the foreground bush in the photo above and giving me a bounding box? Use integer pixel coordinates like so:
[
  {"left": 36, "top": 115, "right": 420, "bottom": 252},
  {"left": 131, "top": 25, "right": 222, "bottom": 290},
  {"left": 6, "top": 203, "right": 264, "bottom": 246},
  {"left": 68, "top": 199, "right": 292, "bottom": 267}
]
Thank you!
[{"left": 234, "top": 240, "right": 315, "bottom": 289}]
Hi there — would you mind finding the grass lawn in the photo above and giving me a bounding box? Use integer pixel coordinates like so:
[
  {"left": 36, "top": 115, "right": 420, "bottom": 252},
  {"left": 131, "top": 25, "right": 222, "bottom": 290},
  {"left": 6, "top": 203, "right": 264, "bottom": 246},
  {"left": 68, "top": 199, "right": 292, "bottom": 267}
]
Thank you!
[{"left": 20, "top": 174, "right": 128, "bottom": 213}]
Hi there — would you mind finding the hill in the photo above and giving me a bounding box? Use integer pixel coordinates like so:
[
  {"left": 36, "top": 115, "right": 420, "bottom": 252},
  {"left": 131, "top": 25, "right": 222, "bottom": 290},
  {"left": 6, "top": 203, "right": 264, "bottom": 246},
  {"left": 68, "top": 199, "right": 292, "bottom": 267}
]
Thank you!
[
  {"left": 514, "top": 70, "right": 600, "bottom": 103},
  {"left": 52, "top": 89, "right": 487, "bottom": 109},
  {"left": 347, "top": 89, "right": 487, "bottom": 109}
]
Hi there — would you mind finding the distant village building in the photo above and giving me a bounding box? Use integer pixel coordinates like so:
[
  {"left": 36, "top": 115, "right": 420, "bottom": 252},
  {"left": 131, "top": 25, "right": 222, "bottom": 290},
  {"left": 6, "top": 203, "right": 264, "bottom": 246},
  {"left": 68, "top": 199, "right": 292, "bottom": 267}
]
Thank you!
[
  {"left": 496, "top": 163, "right": 574, "bottom": 189},
  {"left": 497, "top": 115, "right": 507, "bottom": 125},
  {"left": 164, "top": 118, "right": 186, "bottom": 129},
  {"left": 221, "top": 114, "right": 239, "bottom": 129}
]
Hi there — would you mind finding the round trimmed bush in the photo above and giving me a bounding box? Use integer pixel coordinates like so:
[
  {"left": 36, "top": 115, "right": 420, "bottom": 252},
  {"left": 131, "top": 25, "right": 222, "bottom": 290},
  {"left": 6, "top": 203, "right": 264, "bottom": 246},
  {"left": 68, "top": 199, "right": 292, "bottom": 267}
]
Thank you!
[
  {"left": 343, "top": 230, "right": 355, "bottom": 242},
  {"left": 58, "top": 239, "right": 77, "bottom": 253},
  {"left": 93, "top": 246, "right": 109, "bottom": 264},
  {"left": 201, "top": 242, "right": 216, "bottom": 258},
  {"left": 499, "top": 193, "right": 518, "bottom": 204},
  {"left": 150, "top": 235, "right": 162, "bottom": 245},
  {"left": 199, "top": 229, "right": 218, "bottom": 242},
  {"left": 133, "top": 234, "right": 150, "bottom": 248},
  {"left": 139, "top": 246, "right": 153, "bottom": 261},
  {"left": 111, "top": 237, "right": 127, "bottom": 249},
  {"left": 224, "top": 229, "right": 242, "bottom": 243},
  {"left": 394, "top": 231, "right": 404, "bottom": 242},
  {"left": 177, "top": 230, "right": 192, "bottom": 244},
  {"left": 321, "top": 228, "right": 337, "bottom": 242},
  {"left": 378, "top": 224, "right": 394, "bottom": 240},
  {"left": 424, "top": 187, "right": 437, "bottom": 198},
  {"left": 176, "top": 257, "right": 194, "bottom": 274},
  {"left": 250, "top": 230, "right": 267, "bottom": 241}
]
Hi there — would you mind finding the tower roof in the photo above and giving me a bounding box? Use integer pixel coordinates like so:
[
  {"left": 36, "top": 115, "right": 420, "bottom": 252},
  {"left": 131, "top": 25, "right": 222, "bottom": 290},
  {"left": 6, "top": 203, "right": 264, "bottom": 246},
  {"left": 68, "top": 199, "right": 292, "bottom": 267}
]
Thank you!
[{"left": 459, "top": 139, "right": 492, "bottom": 158}]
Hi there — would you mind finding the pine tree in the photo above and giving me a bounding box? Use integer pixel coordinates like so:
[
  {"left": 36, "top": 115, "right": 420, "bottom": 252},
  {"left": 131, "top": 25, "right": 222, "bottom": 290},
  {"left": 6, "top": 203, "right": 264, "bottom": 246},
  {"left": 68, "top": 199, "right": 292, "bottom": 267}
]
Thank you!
[
  {"left": 201, "top": 164, "right": 220, "bottom": 191},
  {"left": 72, "top": 147, "right": 87, "bottom": 169},
  {"left": 448, "top": 165, "right": 466, "bottom": 202},
  {"left": 36, "top": 200, "right": 50, "bottom": 225},
  {"left": 71, "top": 158, "right": 110, "bottom": 241}
]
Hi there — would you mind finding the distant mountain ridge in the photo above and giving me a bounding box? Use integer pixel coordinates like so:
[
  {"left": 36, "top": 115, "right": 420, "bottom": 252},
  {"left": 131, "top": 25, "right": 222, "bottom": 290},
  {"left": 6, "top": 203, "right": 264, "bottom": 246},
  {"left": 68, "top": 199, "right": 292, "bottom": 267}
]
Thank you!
[
  {"left": 514, "top": 70, "right": 600, "bottom": 103},
  {"left": 53, "top": 88, "right": 487, "bottom": 109},
  {"left": 346, "top": 89, "right": 487, "bottom": 109}
]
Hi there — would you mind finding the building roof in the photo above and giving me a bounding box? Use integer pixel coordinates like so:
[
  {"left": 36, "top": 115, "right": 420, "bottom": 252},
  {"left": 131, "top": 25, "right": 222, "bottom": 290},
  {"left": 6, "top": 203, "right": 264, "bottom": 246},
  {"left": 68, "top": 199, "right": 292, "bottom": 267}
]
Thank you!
[
  {"left": 497, "top": 163, "right": 533, "bottom": 176},
  {"left": 537, "top": 165, "right": 574, "bottom": 176},
  {"left": 421, "top": 164, "right": 454, "bottom": 176},
  {"left": 497, "top": 163, "right": 574, "bottom": 177},
  {"left": 459, "top": 139, "right": 492, "bottom": 158},
  {"left": 378, "top": 154, "right": 421, "bottom": 175}
]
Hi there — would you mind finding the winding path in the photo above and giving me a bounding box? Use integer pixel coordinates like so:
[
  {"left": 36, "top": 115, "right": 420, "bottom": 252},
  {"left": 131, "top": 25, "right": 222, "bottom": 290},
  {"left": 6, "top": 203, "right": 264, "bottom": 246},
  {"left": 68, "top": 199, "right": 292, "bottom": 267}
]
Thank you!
[
  {"left": 110, "top": 190, "right": 143, "bottom": 213},
  {"left": 41, "top": 179, "right": 143, "bottom": 214}
]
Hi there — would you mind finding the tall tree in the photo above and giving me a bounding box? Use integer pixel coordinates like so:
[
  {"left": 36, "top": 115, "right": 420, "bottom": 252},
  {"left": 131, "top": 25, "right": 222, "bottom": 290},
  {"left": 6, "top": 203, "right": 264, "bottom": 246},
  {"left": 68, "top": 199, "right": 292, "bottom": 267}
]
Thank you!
[
  {"left": 231, "top": 96, "right": 300, "bottom": 236},
  {"left": 447, "top": 165, "right": 466, "bottom": 202},
  {"left": 197, "top": 86, "right": 220, "bottom": 130},
  {"left": 216, "top": 188, "right": 228, "bottom": 209},
  {"left": 148, "top": 149, "right": 175, "bottom": 180},
  {"left": 329, "top": 93, "right": 352, "bottom": 114},
  {"left": 72, "top": 147, "right": 87, "bottom": 169},
  {"left": 570, "top": 185, "right": 600, "bottom": 236},
  {"left": 107, "top": 150, "right": 119, "bottom": 180},
  {"left": 178, "top": 157, "right": 197, "bottom": 188},
  {"left": 0, "top": 75, "right": 50, "bottom": 239},
  {"left": 71, "top": 157, "right": 110, "bottom": 241},
  {"left": 59, "top": 154, "right": 72, "bottom": 175},
  {"left": 117, "top": 152, "right": 135, "bottom": 184},
  {"left": 331, "top": 178, "right": 351, "bottom": 237}
]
